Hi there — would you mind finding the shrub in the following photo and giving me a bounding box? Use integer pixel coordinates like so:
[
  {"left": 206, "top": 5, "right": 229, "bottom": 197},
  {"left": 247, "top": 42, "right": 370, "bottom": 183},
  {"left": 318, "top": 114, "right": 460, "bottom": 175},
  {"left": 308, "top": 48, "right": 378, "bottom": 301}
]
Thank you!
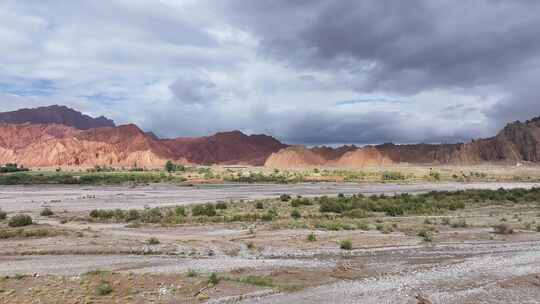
[
  {"left": 146, "top": 237, "right": 160, "bottom": 245},
  {"left": 125, "top": 210, "right": 141, "bottom": 222},
  {"left": 187, "top": 269, "right": 198, "bottom": 277},
  {"left": 40, "top": 208, "right": 54, "bottom": 216},
  {"left": 141, "top": 208, "right": 163, "bottom": 223},
  {"left": 192, "top": 204, "right": 217, "bottom": 217},
  {"left": 279, "top": 194, "right": 291, "bottom": 202},
  {"left": 96, "top": 281, "right": 113, "bottom": 296},
  {"left": 537, "top": 225, "right": 540, "bottom": 233},
  {"left": 291, "top": 209, "right": 301, "bottom": 219},
  {"left": 307, "top": 232, "right": 317, "bottom": 242},
  {"left": 339, "top": 239, "right": 352, "bottom": 250},
  {"left": 8, "top": 214, "right": 33, "bottom": 227},
  {"left": 343, "top": 209, "right": 368, "bottom": 219},
  {"left": 175, "top": 207, "right": 186, "bottom": 217},
  {"left": 493, "top": 223, "right": 514, "bottom": 235},
  {"left": 381, "top": 171, "right": 405, "bottom": 181},
  {"left": 441, "top": 217, "right": 451, "bottom": 225},
  {"left": 208, "top": 273, "right": 220, "bottom": 285},
  {"left": 165, "top": 160, "right": 175, "bottom": 173},
  {"left": 216, "top": 201, "right": 228, "bottom": 210},
  {"left": 261, "top": 212, "right": 275, "bottom": 221},
  {"left": 418, "top": 230, "right": 433, "bottom": 242},
  {"left": 319, "top": 199, "right": 345, "bottom": 213},
  {"left": 0, "top": 210, "right": 6, "bottom": 220},
  {"left": 255, "top": 201, "right": 264, "bottom": 209},
  {"left": 451, "top": 220, "right": 468, "bottom": 228},
  {"left": 290, "top": 197, "right": 311, "bottom": 207}
]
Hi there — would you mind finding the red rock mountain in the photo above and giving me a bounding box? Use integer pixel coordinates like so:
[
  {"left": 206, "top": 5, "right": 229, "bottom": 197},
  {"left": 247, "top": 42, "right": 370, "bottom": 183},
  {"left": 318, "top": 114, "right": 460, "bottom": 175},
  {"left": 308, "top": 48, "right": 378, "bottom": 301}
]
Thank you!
[
  {"left": 162, "top": 131, "right": 287, "bottom": 165},
  {"left": 1, "top": 105, "right": 540, "bottom": 168},
  {"left": 0, "top": 105, "right": 115, "bottom": 130},
  {"left": 266, "top": 117, "right": 540, "bottom": 168}
]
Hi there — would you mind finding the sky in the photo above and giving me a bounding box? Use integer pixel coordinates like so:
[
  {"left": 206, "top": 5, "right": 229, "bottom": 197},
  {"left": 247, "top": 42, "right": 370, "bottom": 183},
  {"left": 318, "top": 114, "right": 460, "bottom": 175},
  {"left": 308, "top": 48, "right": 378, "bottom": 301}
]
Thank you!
[{"left": 1, "top": 0, "right": 540, "bottom": 145}]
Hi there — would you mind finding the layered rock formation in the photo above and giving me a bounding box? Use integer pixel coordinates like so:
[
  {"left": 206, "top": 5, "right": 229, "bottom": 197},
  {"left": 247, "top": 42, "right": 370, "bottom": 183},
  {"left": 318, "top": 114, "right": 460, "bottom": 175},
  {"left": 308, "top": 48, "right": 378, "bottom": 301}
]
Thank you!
[
  {"left": 0, "top": 115, "right": 286, "bottom": 167},
  {"left": 0, "top": 105, "right": 115, "bottom": 130}
]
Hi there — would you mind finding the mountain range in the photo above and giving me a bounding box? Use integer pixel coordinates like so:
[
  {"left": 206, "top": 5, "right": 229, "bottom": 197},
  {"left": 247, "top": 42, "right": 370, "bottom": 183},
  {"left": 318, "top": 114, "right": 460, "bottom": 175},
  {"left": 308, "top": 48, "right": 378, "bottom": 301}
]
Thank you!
[{"left": 0, "top": 105, "right": 538, "bottom": 168}]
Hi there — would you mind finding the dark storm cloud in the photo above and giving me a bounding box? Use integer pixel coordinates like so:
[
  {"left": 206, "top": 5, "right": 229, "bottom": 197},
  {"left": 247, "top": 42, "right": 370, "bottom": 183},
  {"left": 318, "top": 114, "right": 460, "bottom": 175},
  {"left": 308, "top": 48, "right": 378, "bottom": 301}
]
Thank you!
[
  {"left": 222, "top": 0, "right": 540, "bottom": 92},
  {"left": 218, "top": 0, "right": 540, "bottom": 134},
  {"left": 251, "top": 108, "right": 487, "bottom": 146}
]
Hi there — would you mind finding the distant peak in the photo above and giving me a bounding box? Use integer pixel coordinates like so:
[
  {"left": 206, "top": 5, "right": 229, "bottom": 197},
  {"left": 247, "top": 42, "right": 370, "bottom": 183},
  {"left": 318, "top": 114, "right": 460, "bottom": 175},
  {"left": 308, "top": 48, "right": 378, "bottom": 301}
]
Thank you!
[{"left": 0, "top": 105, "right": 115, "bottom": 130}]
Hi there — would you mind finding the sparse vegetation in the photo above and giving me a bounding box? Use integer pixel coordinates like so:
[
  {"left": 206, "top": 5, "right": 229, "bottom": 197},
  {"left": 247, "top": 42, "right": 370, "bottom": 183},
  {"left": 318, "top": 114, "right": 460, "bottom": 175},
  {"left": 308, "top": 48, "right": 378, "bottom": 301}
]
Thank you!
[
  {"left": 0, "top": 228, "right": 57, "bottom": 239},
  {"left": 229, "top": 275, "right": 274, "bottom": 287},
  {"left": 0, "top": 210, "right": 6, "bottom": 220},
  {"left": 307, "top": 232, "right": 317, "bottom": 242}
]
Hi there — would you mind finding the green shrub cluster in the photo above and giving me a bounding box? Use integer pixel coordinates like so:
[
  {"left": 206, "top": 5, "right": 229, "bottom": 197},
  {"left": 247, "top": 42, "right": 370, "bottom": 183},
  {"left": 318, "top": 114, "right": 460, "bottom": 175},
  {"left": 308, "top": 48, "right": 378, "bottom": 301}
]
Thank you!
[
  {"left": 192, "top": 204, "right": 217, "bottom": 217},
  {"left": 224, "top": 172, "right": 295, "bottom": 184},
  {"left": 0, "top": 172, "right": 186, "bottom": 185},
  {"left": 89, "top": 208, "right": 163, "bottom": 223},
  {"left": 314, "top": 188, "right": 540, "bottom": 217},
  {"left": 8, "top": 214, "right": 33, "bottom": 227},
  {"left": 381, "top": 171, "right": 406, "bottom": 181},
  {"left": 0, "top": 228, "right": 53, "bottom": 239},
  {"left": 290, "top": 197, "right": 312, "bottom": 207}
]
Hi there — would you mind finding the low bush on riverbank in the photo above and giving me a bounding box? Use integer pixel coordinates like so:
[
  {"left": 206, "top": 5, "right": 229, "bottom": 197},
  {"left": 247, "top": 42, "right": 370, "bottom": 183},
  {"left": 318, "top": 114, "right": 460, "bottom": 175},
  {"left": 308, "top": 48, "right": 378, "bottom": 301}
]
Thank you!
[
  {"left": 0, "top": 172, "right": 186, "bottom": 185},
  {"left": 82, "top": 188, "right": 540, "bottom": 231}
]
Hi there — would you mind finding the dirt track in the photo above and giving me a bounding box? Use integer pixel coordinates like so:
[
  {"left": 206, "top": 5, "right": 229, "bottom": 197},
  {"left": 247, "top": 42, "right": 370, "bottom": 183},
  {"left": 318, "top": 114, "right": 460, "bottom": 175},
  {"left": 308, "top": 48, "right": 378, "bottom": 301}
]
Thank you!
[{"left": 2, "top": 182, "right": 540, "bottom": 213}]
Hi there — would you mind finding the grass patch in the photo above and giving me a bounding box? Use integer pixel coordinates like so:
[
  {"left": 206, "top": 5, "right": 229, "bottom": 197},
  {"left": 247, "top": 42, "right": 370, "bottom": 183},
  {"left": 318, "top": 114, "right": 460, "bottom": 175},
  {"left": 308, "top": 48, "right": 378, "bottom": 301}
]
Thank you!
[
  {"left": 228, "top": 275, "right": 274, "bottom": 287},
  {"left": 0, "top": 228, "right": 57, "bottom": 239}
]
